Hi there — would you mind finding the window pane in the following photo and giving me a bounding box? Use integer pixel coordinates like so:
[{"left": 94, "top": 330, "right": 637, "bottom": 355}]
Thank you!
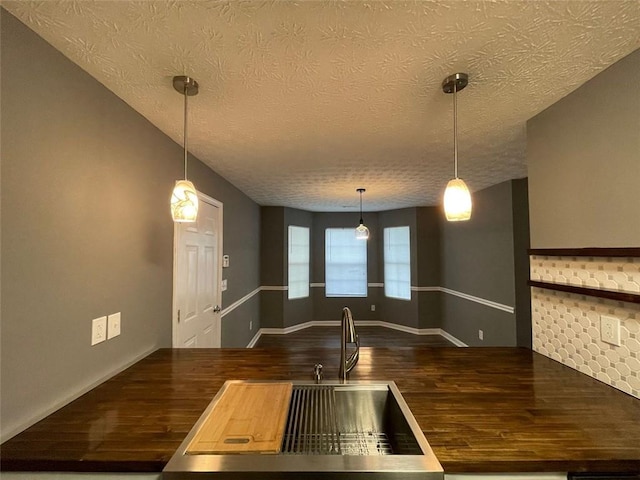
[
  {"left": 325, "top": 228, "right": 367, "bottom": 297},
  {"left": 288, "top": 226, "right": 309, "bottom": 299},
  {"left": 384, "top": 226, "right": 411, "bottom": 300}
]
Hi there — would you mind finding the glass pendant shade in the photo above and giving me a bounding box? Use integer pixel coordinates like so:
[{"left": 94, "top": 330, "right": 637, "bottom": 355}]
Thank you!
[
  {"left": 355, "top": 222, "right": 370, "bottom": 240},
  {"left": 442, "top": 73, "right": 472, "bottom": 222},
  {"left": 171, "top": 179, "right": 199, "bottom": 222},
  {"left": 354, "top": 188, "right": 369, "bottom": 240},
  {"left": 444, "top": 178, "right": 472, "bottom": 221},
  {"left": 171, "top": 75, "right": 199, "bottom": 223}
]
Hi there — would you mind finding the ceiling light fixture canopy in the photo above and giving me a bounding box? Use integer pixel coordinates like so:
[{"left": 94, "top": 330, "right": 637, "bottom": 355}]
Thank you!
[
  {"left": 170, "top": 75, "right": 199, "bottom": 223},
  {"left": 355, "top": 188, "right": 369, "bottom": 240},
  {"left": 442, "top": 72, "right": 472, "bottom": 222}
]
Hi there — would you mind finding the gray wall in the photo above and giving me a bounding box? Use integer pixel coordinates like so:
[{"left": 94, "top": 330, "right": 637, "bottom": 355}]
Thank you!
[
  {"left": 512, "top": 179, "right": 532, "bottom": 348},
  {"left": 416, "top": 207, "right": 442, "bottom": 329},
  {"left": 528, "top": 48, "right": 640, "bottom": 248},
  {"left": 259, "top": 195, "right": 528, "bottom": 341},
  {"left": 526, "top": 49, "right": 639, "bottom": 394},
  {"left": 0, "top": 10, "right": 260, "bottom": 439},
  {"left": 260, "top": 208, "right": 441, "bottom": 328},
  {"left": 439, "top": 180, "right": 524, "bottom": 346},
  {"left": 260, "top": 207, "right": 285, "bottom": 328},
  {"left": 259, "top": 207, "right": 314, "bottom": 329}
]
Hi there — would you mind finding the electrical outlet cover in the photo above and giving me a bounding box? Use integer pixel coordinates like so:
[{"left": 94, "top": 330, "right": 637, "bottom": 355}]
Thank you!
[
  {"left": 91, "top": 316, "right": 107, "bottom": 346},
  {"left": 600, "top": 315, "right": 621, "bottom": 346},
  {"left": 108, "top": 312, "right": 121, "bottom": 339}
]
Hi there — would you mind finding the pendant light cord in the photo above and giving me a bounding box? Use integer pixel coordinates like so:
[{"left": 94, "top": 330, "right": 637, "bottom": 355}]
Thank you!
[
  {"left": 359, "top": 191, "right": 364, "bottom": 224},
  {"left": 183, "top": 83, "right": 189, "bottom": 180},
  {"left": 453, "top": 81, "right": 458, "bottom": 179}
]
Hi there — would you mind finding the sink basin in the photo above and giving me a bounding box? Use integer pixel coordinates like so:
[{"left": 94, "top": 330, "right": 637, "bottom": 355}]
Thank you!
[
  {"left": 281, "top": 383, "right": 424, "bottom": 456},
  {"left": 163, "top": 380, "right": 443, "bottom": 479}
]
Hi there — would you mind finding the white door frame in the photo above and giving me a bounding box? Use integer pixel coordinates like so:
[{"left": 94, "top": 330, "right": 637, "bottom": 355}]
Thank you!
[{"left": 172, "top": 191, "right": 223, "bottom": 347}]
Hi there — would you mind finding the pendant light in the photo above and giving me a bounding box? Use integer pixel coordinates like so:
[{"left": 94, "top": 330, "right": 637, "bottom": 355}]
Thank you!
[
  {"left": 170, "top": 75, "right": 199, "bottom": 222},
  {"left": 442, "top": 72, "right": 472, "bottom": 222},
  {"left": 355, "top": 188, "right": 369, "bottom": 240}
]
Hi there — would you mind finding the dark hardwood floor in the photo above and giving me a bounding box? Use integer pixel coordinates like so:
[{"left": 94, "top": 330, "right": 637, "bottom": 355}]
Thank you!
[{"left": 253, "top": 326, "right": 455, "bottom": 348}]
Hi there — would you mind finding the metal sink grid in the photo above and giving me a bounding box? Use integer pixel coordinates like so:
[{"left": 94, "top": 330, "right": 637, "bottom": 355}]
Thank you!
[{"left": 281, "top": 385, "right": 421, "bottom": 456}]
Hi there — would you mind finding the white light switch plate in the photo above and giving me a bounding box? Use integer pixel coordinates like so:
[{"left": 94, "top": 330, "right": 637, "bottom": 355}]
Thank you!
[
  {"left": 221, "top": 279, "right": 228, "bottom": 291},
  {"left": 107, "top": 312, "right": 121, "bottom": 339},
  {"left": 91, "top": 316, "right": 107, "bottom": 346},
  {"left": 222, "top": 255, "right": 230, "bottom": 268},
  {"left": 601, "top": 315, "right": 621, "bottom": 346}
]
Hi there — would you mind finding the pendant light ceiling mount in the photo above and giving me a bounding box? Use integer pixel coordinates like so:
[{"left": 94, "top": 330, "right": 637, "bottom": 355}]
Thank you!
[
  {"left": 170, "top": 75, "right": 200, "bottom": 223},
  {"left": 441, "top": 72, "right": 468, "bottom": 94},
  {"left": 173, "top": 75, "right": 199, "bottom": 96},
  {"left": 355, "top": 188, "right": 369, "bottom": 240},
  {"left": 442, "top": 72, "right": 472, "bottom": 222}
]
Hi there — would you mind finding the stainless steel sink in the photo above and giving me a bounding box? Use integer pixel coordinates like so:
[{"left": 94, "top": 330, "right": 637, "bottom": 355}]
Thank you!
[{"left": 163, "top": 380, "right": 443, "bottom": 479}]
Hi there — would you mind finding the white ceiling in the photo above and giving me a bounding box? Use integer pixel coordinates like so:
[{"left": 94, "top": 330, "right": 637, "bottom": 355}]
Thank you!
[{"left": 4, "top": 1, "right": 640, "bottom": 212}]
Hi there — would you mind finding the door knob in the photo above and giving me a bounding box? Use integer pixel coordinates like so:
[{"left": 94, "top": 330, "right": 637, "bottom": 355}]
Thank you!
[{"left": 213, "top": 305, "right": 221, "bottom": 313}]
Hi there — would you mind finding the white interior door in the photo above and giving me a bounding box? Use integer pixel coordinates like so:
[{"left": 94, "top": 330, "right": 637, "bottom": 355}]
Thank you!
[{"left": 173, "top": 194, "right": 223, "bottom": 348}]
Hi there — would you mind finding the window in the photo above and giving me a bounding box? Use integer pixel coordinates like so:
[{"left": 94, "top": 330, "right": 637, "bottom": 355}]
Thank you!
[
  {"left": 384, "top": 226, "right": 411, "bottom": 300},
  {"left": 325, "top": 228, "right": 367, "bottom": 297},
  {"left": 288, "top": 226, "right": 309, "bottom": 299}
]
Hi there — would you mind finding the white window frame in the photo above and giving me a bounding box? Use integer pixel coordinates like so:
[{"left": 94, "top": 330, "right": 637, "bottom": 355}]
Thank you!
[
  {"left": 288, "top": 225, "right": 309, "bottom": 300},
  {"left": 384, "top": 226, "right": 411, "bottom": 301},
  {"left": 325, "top": 228, "right": 368, "bottom": 298}
]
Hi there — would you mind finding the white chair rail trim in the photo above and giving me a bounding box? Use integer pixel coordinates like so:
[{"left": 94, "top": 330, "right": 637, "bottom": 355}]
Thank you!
[{"left": 223, "top": 285, "right": 514, "bottom": 319}]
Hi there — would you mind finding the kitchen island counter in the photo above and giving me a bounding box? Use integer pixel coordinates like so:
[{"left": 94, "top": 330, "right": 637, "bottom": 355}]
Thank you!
[{"left": 1, "top": 347, "right": 639, "bottom": 474}]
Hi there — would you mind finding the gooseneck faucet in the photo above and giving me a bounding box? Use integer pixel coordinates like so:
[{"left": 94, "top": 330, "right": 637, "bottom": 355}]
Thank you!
[{"left": 339, "top": 306, "right": 360, "bottom": 382}]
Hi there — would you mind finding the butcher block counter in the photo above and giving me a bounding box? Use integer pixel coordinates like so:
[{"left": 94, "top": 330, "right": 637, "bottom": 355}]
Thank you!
[{"left": 1, "top": 347, "right": 639, "bottom": 474}]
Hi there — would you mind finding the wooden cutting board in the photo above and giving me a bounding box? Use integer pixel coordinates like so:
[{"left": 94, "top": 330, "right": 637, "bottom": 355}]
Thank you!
[{"left": 186, "top": 382, "right": 293, "bottom": 455}]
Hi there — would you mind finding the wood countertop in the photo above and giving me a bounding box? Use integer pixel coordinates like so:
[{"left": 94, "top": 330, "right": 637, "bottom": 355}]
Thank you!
[{"left": 2, "top": 347, "right": 639, "bottom": 474}]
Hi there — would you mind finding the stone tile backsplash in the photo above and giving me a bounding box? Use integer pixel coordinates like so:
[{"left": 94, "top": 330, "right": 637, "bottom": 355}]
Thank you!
[
  {"left": 530, "top": 255, "right": 640, "bottom": 292},
  {"left": 531, "top": 256, "right": 640, "bottom": 399}
]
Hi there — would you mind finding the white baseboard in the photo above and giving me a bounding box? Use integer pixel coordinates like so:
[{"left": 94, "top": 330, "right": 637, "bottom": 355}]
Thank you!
[
  {"left": 439, "top": 329, "right": 469, "bottom": 347},
  {"left": 246, "top": 321, "right": 467, "bottom": 348},
  {"left": 245, "top": 329, "right": 263, "bottom": 348},
  {"left": 353, "top": 320, "right": 439, "bottom": 336}
]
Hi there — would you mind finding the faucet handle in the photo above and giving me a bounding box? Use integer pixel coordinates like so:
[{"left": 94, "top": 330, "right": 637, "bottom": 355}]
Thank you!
[{"left": 313, "top": 363, "right": 323, "bottom": 383}]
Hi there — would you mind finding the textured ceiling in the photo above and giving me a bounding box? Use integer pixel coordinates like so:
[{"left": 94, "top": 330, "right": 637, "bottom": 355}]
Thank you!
[{"left": 4, "top": 1, "right": 640, "bottom": 212}]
